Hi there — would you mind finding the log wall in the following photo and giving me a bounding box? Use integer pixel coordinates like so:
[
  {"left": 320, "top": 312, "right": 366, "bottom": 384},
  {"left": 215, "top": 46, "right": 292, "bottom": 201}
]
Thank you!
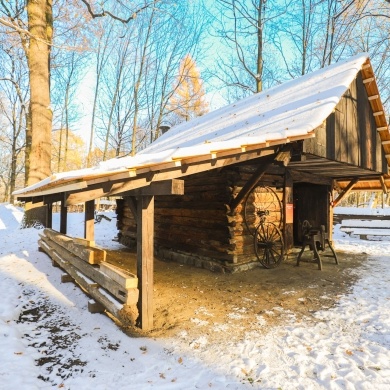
[{"left": 116, "top": 165, "right": 284, "bottom": 272}]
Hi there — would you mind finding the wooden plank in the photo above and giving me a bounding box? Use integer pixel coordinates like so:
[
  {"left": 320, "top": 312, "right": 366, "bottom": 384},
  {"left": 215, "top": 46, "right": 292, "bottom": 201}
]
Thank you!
[
  {"left": 341, "top": 219, "right": 390, "bottom": 228},
  {"left": 43, "top": 228, "right": 106, "bottom": 264},
  {"left": 66, "top": 187, "right": 111, "bottom": 206},
  {"left": 65, "top": 147, "right": 279, "bottom": 205},
  {"left": 99, "top": 262, "right": 138, "bottom": 289},
  {"left": 343, "top": 228, "right": 390, "bottom": 236},
  {"left": 15, "top": 180, "right": 88, "bottom": 198},
  {"left": 84, "top": 200, "right": 95, "bottom": 241},
  {"left": 137, "top": 195, "right": 154, "bottom": 331},
  {"left": 73, "top": 237, "right": 95, "bottom": 247},
  {"left": 123, "top": 179, "right": 184, "bottom": 197},
  {"left": 289, "top": 169, "right": 333, "bottom": 186},
  {"left": 39, "top": 236, "right": 137, "bottom": 305},
  {"left": 108, "top": 148, "right": 279, "bottom": 197}
]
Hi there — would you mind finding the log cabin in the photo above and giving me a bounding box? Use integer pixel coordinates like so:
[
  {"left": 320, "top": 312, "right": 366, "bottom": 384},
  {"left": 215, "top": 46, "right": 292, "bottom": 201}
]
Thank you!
[{"left": 14, "top": 53, "right": 390, "bottom": 330}]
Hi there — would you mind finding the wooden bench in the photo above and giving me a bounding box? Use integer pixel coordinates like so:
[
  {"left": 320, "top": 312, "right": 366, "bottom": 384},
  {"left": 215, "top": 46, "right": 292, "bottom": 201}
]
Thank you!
[{"left": 340, "top": 219, "right": 390, "bottom": 240}]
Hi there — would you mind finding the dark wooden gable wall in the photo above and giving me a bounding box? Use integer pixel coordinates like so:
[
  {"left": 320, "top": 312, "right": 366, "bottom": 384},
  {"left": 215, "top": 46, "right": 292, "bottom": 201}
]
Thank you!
[{"left": 304, "top": 72, "right": 386, "bottom": 173}]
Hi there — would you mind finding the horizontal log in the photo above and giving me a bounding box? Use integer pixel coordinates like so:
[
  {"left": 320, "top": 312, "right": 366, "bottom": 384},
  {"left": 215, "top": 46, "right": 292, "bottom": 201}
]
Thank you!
[
  {"left": 39, "top": 236, "right": 137, "bottom": 305},
  {"left": 157, "top": 242, "right": 237, "bottom": 261},
  {"left": 42, "top": 228, "right": 106, "bottom": 264},
  {"left": 154, "top": 223, "right": 230, "bottom": 242},
  {"left": 124, "top": 179, "right": 184, "bottom": 196},
  {"left": 51, "top": 249, "right": 138, "bottom": 325},
  {"left": 73, "top": 237, "right": 95, "bottom": 247},
  {"left": 99, "top": 262, "right": 137, "bottom": 289},
  {"left": 119, "top": 229, "right": 137, "bottom": 238},
  {"left": 155, "top": 231, "right": 236, "bottom": 252},
  {"left": 154, "top": 207, "right": 228, "bottom": 220},
  {"left": 155, "top": 215, "right": 235, "bottom": 230},
  {"left": 155, "top": 201, "right": 229, "bottom": 211}
]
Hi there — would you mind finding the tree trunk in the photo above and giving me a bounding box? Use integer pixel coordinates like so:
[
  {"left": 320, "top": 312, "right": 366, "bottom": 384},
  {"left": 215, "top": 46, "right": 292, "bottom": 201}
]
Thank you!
[
  {"left": 27, "top": 0, "right": 53, "bottom": 185},
  {"left": 22, "top": 0, "right": 53, "bottom": 228}
]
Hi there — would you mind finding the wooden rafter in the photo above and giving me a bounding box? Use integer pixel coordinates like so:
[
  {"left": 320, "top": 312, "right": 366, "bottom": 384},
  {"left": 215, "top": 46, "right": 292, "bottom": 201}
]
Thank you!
[
  {"left": 229, "top": 146, "right": 292, "bottom": 212},
  {"left": 333, "top": 178, "right": 359, "bottom": 207},
  {"left": 380, "top": 176, "right": 388, "bottom": 194}
]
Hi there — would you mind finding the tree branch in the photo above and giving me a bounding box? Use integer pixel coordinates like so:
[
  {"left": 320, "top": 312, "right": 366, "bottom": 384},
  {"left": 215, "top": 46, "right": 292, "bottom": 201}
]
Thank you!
[{"left": 80, "top": 0, "right": 160, "bottom": 23}]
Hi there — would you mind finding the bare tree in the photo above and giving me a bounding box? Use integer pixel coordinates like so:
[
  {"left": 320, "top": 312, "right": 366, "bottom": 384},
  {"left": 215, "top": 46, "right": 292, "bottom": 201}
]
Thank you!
[
  {"left": 144, "top": 0, "right": 209, "bottom": 143},
  {"left": 0, "top": 0, "right": 166, "bottom": 225},
  {"left": 212, "top": 0, "right": 283, "bottom": 100},
  {"left": 0, "top": 34, "right": 29, "bottom": 202},
  {"left": 274, "top": 0, "right": 318, "bottom": 77}
]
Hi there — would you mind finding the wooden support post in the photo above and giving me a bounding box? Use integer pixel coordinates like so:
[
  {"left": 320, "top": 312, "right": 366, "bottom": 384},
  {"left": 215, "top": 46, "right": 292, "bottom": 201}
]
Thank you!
[
  {"left": 60, "top": 193, "right": 68, "bottom": 234},
  {"left": 46, "top": 203, "right": 53, "bottom": 229},
  {"left": 84, "top": 200, "right": 95, "bottom": 241},
  {"left": 328, "top": 190, "right": 334, "bottom": 242},
  {"left": 136, "top": 195, "right": 154, "bottom": 331},
  {"left": 283, "top": 169, "right": 294, "bottom": 251}
]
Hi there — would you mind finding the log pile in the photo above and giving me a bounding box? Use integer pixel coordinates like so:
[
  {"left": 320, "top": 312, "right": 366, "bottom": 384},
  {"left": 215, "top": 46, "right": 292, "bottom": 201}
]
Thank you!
[
  {"left": 116, "top": 165, "right": 284, "bottom": 272},
  {"left": 38, "top": 228, "right": 139, "bottom": 325}
]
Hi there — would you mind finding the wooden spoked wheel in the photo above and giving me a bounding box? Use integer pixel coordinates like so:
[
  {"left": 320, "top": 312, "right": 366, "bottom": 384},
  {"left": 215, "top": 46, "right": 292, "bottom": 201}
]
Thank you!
[
  {"left": 254, "top": 222, "right": 284, "bottom": 268},
  {"left": 244, "top": 185, "right": 283, "bottom": 235}
]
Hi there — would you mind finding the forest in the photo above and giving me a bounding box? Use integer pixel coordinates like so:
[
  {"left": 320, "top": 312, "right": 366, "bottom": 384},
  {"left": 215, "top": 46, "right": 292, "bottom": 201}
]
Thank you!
[{"left": 0, "top": 0, "right": 389, "bottom": 203}]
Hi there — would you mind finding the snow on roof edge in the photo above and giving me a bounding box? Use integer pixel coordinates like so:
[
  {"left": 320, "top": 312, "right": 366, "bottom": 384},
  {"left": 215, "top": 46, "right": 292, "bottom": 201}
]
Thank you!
[{"left": 14, "top": 53, "right": 370, "bottom": 197}]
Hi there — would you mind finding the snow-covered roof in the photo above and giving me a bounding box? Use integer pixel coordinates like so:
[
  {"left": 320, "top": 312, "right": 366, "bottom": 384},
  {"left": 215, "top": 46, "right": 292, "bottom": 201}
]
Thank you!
[{"left": 14, "top": 53, "right": 389, "bottom": 198}]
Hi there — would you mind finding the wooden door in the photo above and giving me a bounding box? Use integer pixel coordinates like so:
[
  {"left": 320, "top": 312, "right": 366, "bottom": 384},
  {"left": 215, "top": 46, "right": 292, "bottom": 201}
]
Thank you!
[{"left": 293, "top": 183, "right": 330, "bottom": 245}]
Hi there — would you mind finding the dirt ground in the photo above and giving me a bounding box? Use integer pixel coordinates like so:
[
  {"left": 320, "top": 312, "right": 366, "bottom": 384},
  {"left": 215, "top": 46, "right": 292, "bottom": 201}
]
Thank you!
[{"left": 105, "top": 247, "right": 366, "bottom": 343}]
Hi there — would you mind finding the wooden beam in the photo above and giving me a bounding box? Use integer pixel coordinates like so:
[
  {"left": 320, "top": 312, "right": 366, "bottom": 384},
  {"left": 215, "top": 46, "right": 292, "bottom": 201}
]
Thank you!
[
  {"left": 46, "top": 147, "right": 281, "bottom": 207},
  {"left": 283, "top": 169, "right": 294, "bottom": 250},
  {"left": 46, "top": 203, "right": 53, "bottom": 229},
  {"left": 289, "top": 169, "right": 333, "bottom": 186},
  {"left": 123, "top": 179, "right": 184, "bottom": 197},
  {"left": 368, "top": 95, "right": 379, "bottom": 101},
  {"left": 333, "top": 178, "right": 359, "bottom": 207},
  {"left": 377, "top": 127, "right": 388, "bottom": 132},
  {"left": 43, "top": 193, "right": 65, "bottom": 204},
  {"left": 66, "top": 185, "right": 113, "bottom": 206},
  {"left": 136, "top": 195, "right": 154, "bottom": 331},
  {"left": 229, "top": 153, "right": 277, "bottom": 212},
  {"left": 274, "top": 145, "right": 293, "bottom": 167},
  {"left": 380, "top": 176, "right": 388, "bottom": 194},
  {"left": 60, "top": 193, "right": 68, "bottom": 234},
  {"left": 84, "top": 200, "right": 95, "bottom": 241},
  {"left": 15, "top": 180, "right": 88, "bottom": 198}
]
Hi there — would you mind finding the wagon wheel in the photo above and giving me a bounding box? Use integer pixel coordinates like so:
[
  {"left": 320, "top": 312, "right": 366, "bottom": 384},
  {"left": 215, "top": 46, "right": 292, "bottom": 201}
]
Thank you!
[
  {"left": 244, "top": 185, "right": 283, "bottom": 235},
  {"left": 254, "top": 222, "right": 284, "bottom": 269}
]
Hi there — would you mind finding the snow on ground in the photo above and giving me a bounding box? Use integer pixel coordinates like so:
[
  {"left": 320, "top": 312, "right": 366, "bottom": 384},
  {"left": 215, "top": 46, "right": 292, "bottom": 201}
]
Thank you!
[{"left": 0, "top": 203, "right": 389, "bottom": 389}]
